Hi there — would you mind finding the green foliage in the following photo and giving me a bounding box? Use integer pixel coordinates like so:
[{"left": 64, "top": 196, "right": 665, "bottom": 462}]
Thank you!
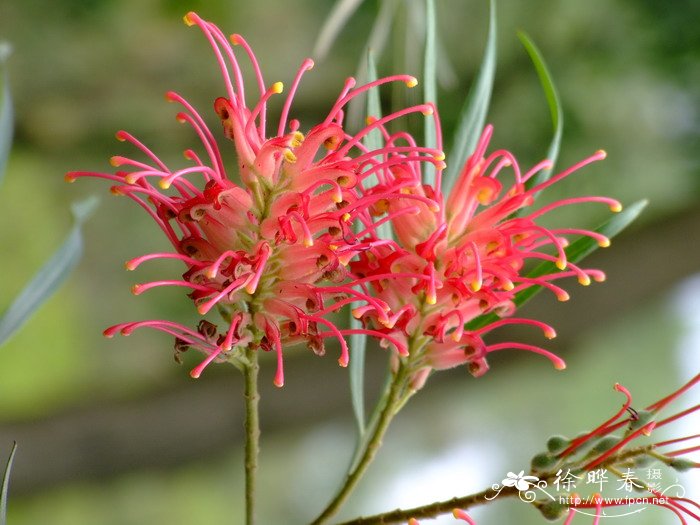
[
  {"left": 517, "top": 31, "right": 562, "bottom": 193},
  {"left": 0, "top": 196, "right": 99, "bottom": 347},
  {"left": 0, "top": 43, "right": 13, "bottom": 185},
  {"left": 422, "top": 0, "right": 437, "bottom": 186},
  {"left": 1, "top": 442, "right": 17, "bottom": 525},
  {"left": 443, "top": 0, "right": 496, "bottom": 193}
]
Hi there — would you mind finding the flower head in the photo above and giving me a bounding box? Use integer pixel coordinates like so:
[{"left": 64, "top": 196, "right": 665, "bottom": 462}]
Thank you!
[
  {"left": 67, "top": 12, "right": 441, "bottom": 385},
  {"left": 352, "top": 123, "right": 622, "bottom": 387}
]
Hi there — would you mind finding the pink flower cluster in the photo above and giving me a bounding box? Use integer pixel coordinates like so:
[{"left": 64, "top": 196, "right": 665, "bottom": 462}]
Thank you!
[
  {"left": 351, "top": 124, "right": 620, "bottom": 388},
  {"left": 68, "top": 13, "right": 620, "bottom": 388}
]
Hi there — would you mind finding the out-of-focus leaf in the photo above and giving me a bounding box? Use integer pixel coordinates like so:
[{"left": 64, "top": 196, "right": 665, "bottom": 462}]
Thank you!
[
  {"left": 313, "top": 0, "right": 366, "bottom": 60},
  {"left": 0, "top": 442, "right": 17, "bottom": 525},
  {"left": 518, "top": 31, "right": 562, "bottom": 193},
  {"left": 468, "top": 200, "right": 648, "bottom": 330},
  {"left": 349, "top": 48, "right": 400, "bottom": 435},
  {"left": 443, "top": 0, "right": 496, "bottom": 193},
  {"left": 0, "top": 43, "right": 13, "bottom": 185},
  {"left": 422, "top": 0, "right": 437, "bottom": 186},
  {"left": 0, "top": 196, "right": 99, "bottom": 346}
]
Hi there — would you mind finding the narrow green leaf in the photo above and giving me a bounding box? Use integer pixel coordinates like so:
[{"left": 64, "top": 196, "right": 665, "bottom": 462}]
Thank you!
[
  {"left": 347, "top": 50, "right": 387, "bottom": 435},
  {"left": 0, "top": 43, "right": 13, "bottom": 185},
  {"left": 0, "top": 196, "right": 99, "bottom": 346},
  {"left": 443, "top": 0, "right": 496, "bottom": 192},
  {"left": 0, "top": 442, "right": 17, "bottom": 525},
  {"left": 468, "top": 200, "right": 648, "bottom": 330},
  {"left": 312, "top": 0, "right": 366, "bottom": 60},
  {"left": 518, "top": 31, "right": 562, "bottom": 192},
  {"left": 422, "top": 0, "right": 437, "bottom": 186}
]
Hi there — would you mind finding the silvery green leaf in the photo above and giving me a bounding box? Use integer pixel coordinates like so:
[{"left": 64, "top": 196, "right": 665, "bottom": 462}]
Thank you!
[
  {"left": 0, "top": 43, "right": 14, "bottom": 186},
  {"left": 0, "top": 196, "right": 99, "bottom": 346},
  {"left": 0, "top": 442, "right": 17, "bottom": 525},
  {"left": 518, "top": 31, "right": 563, "bottom": 193},
  {"left": 443, "top": 0, "right": 496, "bottom": 193}
]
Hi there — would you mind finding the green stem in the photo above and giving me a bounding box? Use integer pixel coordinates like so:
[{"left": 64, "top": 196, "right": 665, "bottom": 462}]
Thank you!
[
  {"left": 311, "top": 365, "right": 411, "bottom": 525},
  {"left": 244, "top": 346, "right": 260, "bottom": 525}
]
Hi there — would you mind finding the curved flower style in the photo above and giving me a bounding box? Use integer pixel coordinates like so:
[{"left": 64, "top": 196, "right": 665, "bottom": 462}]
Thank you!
[
  {"left": 67, "top": 12, "right": 442, "bottom": 386},
  {"left": 351, "top": 123, "right": 622, "bottom": 387}
]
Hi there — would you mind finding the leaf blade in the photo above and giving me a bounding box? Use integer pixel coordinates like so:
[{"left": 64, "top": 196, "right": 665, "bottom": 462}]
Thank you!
[
  {"left": 0, "top": 43, "right": 14, "bottom": 186},
  {"left": 422, "top": 0, "right": 437, "bottom": 186},
  {"left": 0, "top": 442, "right": 17, "bottom": 525},
  {"left": 518, "top": 31, "right": 563, "bottom": 192},
  {"left": 0, "top": 196, "right": 99, "bottom": 346},
  {"left": 443, "top": 0, "right": 496, "bottom": 192}
]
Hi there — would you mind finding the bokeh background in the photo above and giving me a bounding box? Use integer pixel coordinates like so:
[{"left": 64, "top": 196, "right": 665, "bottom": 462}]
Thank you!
[{"left": 0, "top": 0, "right": 698, "bottom": 523}]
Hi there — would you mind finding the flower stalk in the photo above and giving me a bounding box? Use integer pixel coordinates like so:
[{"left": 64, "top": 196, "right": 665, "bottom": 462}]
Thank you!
[
  {"left": 312, "top": 362, "right": 414, "bottom": 525},
  {"left": 243, "top": 345, "right": 260, "bottom": 525}
]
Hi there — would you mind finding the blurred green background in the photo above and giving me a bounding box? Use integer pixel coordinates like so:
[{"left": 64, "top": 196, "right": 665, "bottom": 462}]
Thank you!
[{"left": 0, "top": 0, "right": 698, "bottom": 523}]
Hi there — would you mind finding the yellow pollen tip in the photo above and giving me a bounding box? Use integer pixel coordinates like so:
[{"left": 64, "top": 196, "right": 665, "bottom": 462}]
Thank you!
[
  {"left": 555, "top": 259, "right": 567, "bottom": 271},
  {"left": 421, "top": 106, "right": 434, "bottom": 116},
  {"left": 283, "top": 150, "right": 297, "bottom": 163},
  {"left": 435, "top": 161, "right": 447, "bottom": 170},
  {"left": 451, "top": 332, "right": 461, "bottom": 342},
  {"left": 598, "top": 238, "right": 611, "bottom": 248},
  {"left": 555, "top": 361, "right": 567, "bottom": 370},
  {"left": 64, "top": 174, "right": 76, "bottom": 183},
  {"left": 273, "top": 378, "right": 284, "bottom": 388},
  {"left": 502, "top": 280, "right": 514, "bottom": 291},
  {"left": 470, "top": 281, "right": 482, "bottom": 292},
  {"left": 426, "top": 294, "right": 437, "bottom": 305},
  {"left": 557, "top": 291, "right": 570, "bottom": 302},
  {"left": 406, "top": 77, "right": 418, "bottom": 88},
  {"left": 351, "top": 308, "right": 362, "bottom": 319},
  {"left": 230, "top": 34, "right": 242, "bottom": 45},
  {"left": 545, "top": 329, "right": 557, "bottom": 339},
  {"left": 610, "top": 202, "right": 623, "bottom": 212},
  {"left": 341, "top": 212, "right": 351, "bottom": 222},
  {"left": 158, "top": 179, "right": 172, "bottom": 190},
  {"left": 304, "top": 238, "right": 314, "bottom": 247},
  {"left": 434, "top": 152, "right": 446, "bottom": 161},
  {"left": 578, "top": 275, "right": 591, "bottom": 286},
  {"left": 124, "top": 174, "right": 138, "bottom": 185},
  {"left": 332, "top": 192, "right": 343, "bottom": 203},
  {"left": 109, "top": 157, "right": 122, "bottom": 167},
  {"left": 271, "top": 81, "right": 284, "bottom": 94},
  {"left": 182, "top": 13, "right": 196, "bottom": 26},
  {"left": 125, "top": 261, "right": 136, "bottom": 271},
  {"left": 596, "top": 149, "right": 607, "bottom": 159},
  {"left": 329, "top": 244, "right": 337, "bottom": 251},
  {"left": 110, "top": 187, "right": 124, "bottom": 196},
  {"left": 131, "top": 284, "right": 142, "bottom": 295},
  {"left": 338, "top": 357, "right": 348, "bottom": 368},
  {"left": 115, "top": 132, "right": 126, "bottom": 142},
  {"left": 429, "top": 203, "right": 440, "bottom": 212},
  {"left": 291, "top": 131, "right": 304, "bottom": 147},
  {"left": 365, "top": 115, "right": 376, "bottom": 125}
]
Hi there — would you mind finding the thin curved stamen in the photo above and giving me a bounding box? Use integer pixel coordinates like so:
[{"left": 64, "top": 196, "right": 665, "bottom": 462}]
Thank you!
[
  {"left": 197, "top": 274, "right": 252, "bottom": 314},
  {"left": 324, "top": 74, "right": 417, "bottom": 126},
  {"left": 184, "top": 12, "right": 238, "bottom": 104},
  {"left": 486, "top": 342, "right": 566, "bottom": 370},
  {"left": 278, "top": 58, "right": 314, "bottom": 136},
  {"left": 126, "top": 252, "right": 206, "bottom": 271},
  {"left": 115, "top": 131, "right": 170, "bottom": 173},
  {"left": 133, "top": 279, "right": 215, "bottom": 296}
]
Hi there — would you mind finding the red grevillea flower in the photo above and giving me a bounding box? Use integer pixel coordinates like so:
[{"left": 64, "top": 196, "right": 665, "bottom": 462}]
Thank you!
[
  {"left": 66, "top": 12, "right": 443, "bottom": 386},
  {"left": 556, "top": 374, "right": 700, "bottom": 524},
  {"left": 351, "top": 123, "right": 622, "bottom": 387}
]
